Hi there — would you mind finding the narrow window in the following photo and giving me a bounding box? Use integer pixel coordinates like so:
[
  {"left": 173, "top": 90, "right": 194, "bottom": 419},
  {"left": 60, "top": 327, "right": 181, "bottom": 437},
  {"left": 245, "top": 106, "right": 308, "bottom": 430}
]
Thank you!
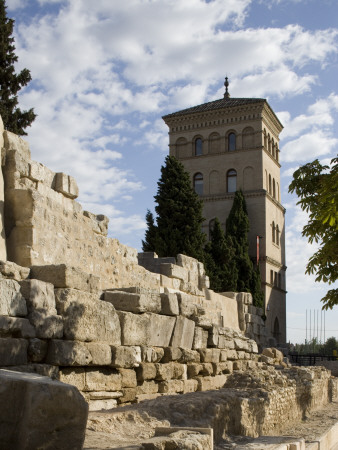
[
  {"left": 273, "top": 178, "right": 276, "bottom": 199},
  {"left": 276, "top": 225, "right": 280, "bottom": 246},
  {"left": 269, "top": 174, "right": 272, "bottom": 194},
  {"left": 227, "top": 169, "right": 237, "bottom": 193},
  {"left": 270, "top": 270, "right": 274, "bottom": 284},
  {"left": 228, "top": 133, "right": 236, "bottom": 151},
  {"left": 272, "top": 221, "right": 275, "bottom": 243},
  {"left": 195, "top": 138, "right": 203, "bottom": 156},
  {"left": 193, "top": 173, "right": 203, "bottom": 195}
]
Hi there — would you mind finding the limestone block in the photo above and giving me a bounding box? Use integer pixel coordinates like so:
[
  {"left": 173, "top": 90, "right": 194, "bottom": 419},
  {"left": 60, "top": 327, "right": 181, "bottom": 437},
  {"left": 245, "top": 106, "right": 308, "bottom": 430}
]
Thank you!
[
  {"left": 248, "top": 339, "right": 259, "bottom": 353},
  {"left": 179, "top": 280, "right": 203, "bottom": 296},
  {"left": 0, "top": 338, "right": 28, "bottom": 365},
  {"left": 160, "top": 263, "right": 188, "bottom": 282},
  {"left": 54, "top": 172, "right": 79, "bottom": 199},
  {"left": 47, "top": 340, "right": 92, "bottom": 366},
  {"left": 89, "top": 399, "right": 118, "bottom": 411},
  {"left": 136, "top": 363, "right": 157, "bottom": 381},
  {"left": 183, "top": 379, "right": 198, "bottom": 393},
  {"left": 0, "top": 260, "right": 30, "bottom": 281},
  {"left": 194, "top": 315, "right": 213, "bottom": 329},
  {"left": 28, "top": 338, "right": 48, "bottom": 362},
  {"left": 200, "top": 363, "right": 214, "bottom": 376},
  {"left": 119, "top": 388, "right": 137, "bottom": 403},
  {"left": 220, "top": 350, "right": 228, "bottom": 362},
  {"left": 86, "top": 342, "right": 112, "bottom": 365},
  {"left": 218, "top": 336, "right": 235, "bottom": 349},
  {"left": 85, "top": 368, "right": 122, "bottom": 392},
  {"left": 233, "top": 361, "right": 243, "bottom": 371},
  {"left": 162, "top": 346, "right": 182, "bottom": 363},
  {"left": 28, "top": 311, "right": 63, "bottom": 339},
  {"left": 170, "top": 316, "right": 195, "bottom": 349},
  {"left": 59, "top": 368, "right": 86, "bottom": 391},
  {"left": 208, "top": 326, "right": 219, "bottom": 347},
  {"left": 0, "top": 369, "right": 88, "bottom": 449},
  {"left": 118, "top": 369, "right": 137, "bottom": 388},
  {"left": 160, "top": 293, "right": 179, "bottom": 316},
  {"left": 87, "top": 391, "right": 122, "bottom": 400},
  {"left": 187, "top": 363, "right": 203, "bottom": 378},
  {"left": 0, "top": 315, "right": 35, "bottom": 338},
  {"left": 262, "top": 347, "right": 275, "bottom": 359},
  {"left": 158, "top": 379, "right": 184, "bottom": 394},
  {"left": 0, "top": 279, "right": 27, "bottom": 316},
  {"left": 226, "top": 350, "right": 239, "bottom": 360},
  {"left": 214, "top": 361, "right": 233, "bottom": 374},
  {"left": 136, "top": 380, "right": 159, "bottom": 395},
  {"left": 3, "top": 130, "right": 31, "bottom": 159},
  {"left": 160, "top": 274, "right": 181, "bottom": 290},
  {"left": 141, "top": 346, "right": 164, "bottom": 363},
  {"left": 20, "top": 279, "right": 56, "bottom": 314},
  {"left": 55, "top": 288, "right": 121, "bottom": 344},
  {"left": 198, "top": 348, "right": 220, "bottom": 363},
  {"left": 155, "top": 363, "right": 174, "bottom": 381},
  {"left": 111, "top": 345, "right": 141, "bottom": 368},
  {"left": 31, "top": 264, "right": 99, "bottom": 293},
  {"left": 118, "top": 312, "right": 175, "bottom": 347},
  {"left": 192, "top": 326, "right": 208, "bottom": 349},
  {"left": 234, "top": 338, "right": 250, "bottom": 351},
  {"left": 176, "top": 293, "right": 197, "bottom": 318},
  {"left": 178, "top": 348, "right": 200, "bottom": 363},
  {"left": 104, "top": 290, "right": 161, "bottom": 314}
]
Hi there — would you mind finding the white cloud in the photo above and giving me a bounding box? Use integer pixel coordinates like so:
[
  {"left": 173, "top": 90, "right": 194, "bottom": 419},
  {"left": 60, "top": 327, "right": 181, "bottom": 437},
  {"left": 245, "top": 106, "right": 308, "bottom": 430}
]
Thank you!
[{"left": 282, "top": 129, "right": 337, "bottom": 162}]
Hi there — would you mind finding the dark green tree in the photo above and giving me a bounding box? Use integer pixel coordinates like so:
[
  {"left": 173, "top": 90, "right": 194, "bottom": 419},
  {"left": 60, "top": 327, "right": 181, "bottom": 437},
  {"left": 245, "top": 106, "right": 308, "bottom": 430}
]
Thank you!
[
  {"left": 289, "top": 157, "right": 338, "bottom": 310},
  {"left": 0, "top": 0, "right": 36, "bottom": 135},
  {"left": 144, "top": 155, "right": 206, "bottom": 260},
  {"left": 142, "top": 209, "right": 157, "bottom": 252},
  {"left": 204, "top": 218, "right": 238, "bottom": 292},
  {"left": 226, "top": 190, "right": 264, "bottom": 307}
]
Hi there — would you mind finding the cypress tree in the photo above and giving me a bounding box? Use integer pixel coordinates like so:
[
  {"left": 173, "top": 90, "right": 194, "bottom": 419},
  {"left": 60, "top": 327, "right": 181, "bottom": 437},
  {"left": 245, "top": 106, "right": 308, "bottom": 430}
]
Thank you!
[
  {"left": 204, "top": 217, "right": 238, "bottom": 292},
  {"left": 226, "top": 190, "right": 264, "bottom": 306},
  {"left": 148, "top": 155, "right": 206, "bottom": 260},
  {"left": 0, "top": 0, "right": 36, "bottom": 135},
  {"left": 142, "top": 209, "right": 157, "bottom": 252}
]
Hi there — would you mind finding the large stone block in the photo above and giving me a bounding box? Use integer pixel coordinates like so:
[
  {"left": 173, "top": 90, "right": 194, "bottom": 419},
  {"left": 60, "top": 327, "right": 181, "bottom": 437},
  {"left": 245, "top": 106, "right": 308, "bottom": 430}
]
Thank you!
[
  {"left": 85, "top": 368, "right": 122, "bottom": 392},
  {"left": 176, "top": 293, "right": 197, "bottom": 318},
  {"left": 28, "top": 338, "right": 48, "bottom": 362},
  {"left": 54, "top": 172, "right": 79, "bottom": 199},
  {"left": 3, "top": 130, "right": 31, "bottom": 159},
  {"left": 0, "top": 260, "right": 30, "bottom": 281},
  {"left": 30, "top": 264, "right": 99, "bottom": 293},
  {"left": 160, "top": 293, "right": 179, "bottom": 316},
  {"left": 28, "top": 311, "right": 63, "bottom": 339},
  {"left": 0, "top": 338, "right": 28, "bottom": 365},
  {"left": 0, "top": 315, "right": 35, "bottom": 338},
  {"left": 0, "top": 369, "right": 88, "bottom": 449},
  {"left": 0, "top": 279, "right": 27, "bottom": 316},
  {"left": 59, "top": 368, "right": 86, "bottom": 391},
  {"left": 198, "top": 348, "right": 221, "bottom": 363},
  {"left": 170, "top": 316, "right": 195, "bottom": 349},
  {"left": 46, "top": 340, "right": 92, "bottom": 366},
  {"left": 20, "top": 279, "right": 56, "bottom": 314},
  {"left": 111, "top": 345, "right": 141, "bottom": 368},
  {"left": 192, "top": 326, "right": 208, "bottom": 350},
  {"left": 104, "top": 290, "right": 161, "bottom": 314},
  {"left": 118, "top": 311, "right": 175, "bottom": 347},
  {"left": 86, "top": 342, "right": 112, "bottom": 365},
  {"left": 55, "top": 288, "right": 121, "bottom": 344},
  {"left": 140, "top": 346, "right": 164, "bottom": 363},
  {"left": 160, "top": 263, "right": 189, "bottom": 282},
  {"left": 118, "top": 368, "right": 137, "bottom": 388}
]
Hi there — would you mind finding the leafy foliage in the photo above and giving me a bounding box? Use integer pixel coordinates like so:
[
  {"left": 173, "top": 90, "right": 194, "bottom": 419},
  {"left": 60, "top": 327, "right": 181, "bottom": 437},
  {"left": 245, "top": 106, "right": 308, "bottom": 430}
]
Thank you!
[
  {"left": 0, "top": 0, "right": 36, "bottom": 135},
  {"left": 204, "top": 218, "right": 237, "bottom": 292},
  {"left": 142, "top": 155, "right": 206, "bottom": 261},
  {"left": 289, "top": 157, "right": 338, "bottom": 309}
]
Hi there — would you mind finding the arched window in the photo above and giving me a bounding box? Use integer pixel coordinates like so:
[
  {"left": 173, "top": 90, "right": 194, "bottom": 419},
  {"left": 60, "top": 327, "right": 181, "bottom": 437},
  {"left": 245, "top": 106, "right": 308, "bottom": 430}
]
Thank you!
[
  {"left": 195, "top": 138, "right": 203, "bottom": 156},
  {"left": 272, "top": 139, "right": 275, "bottom": 158},
  {"left": 269, "top": 174, "right": 272, "bottom": 194},
  {"left": 272, "top": 221, "right": 276, "bottom": 243},
  {"left": 193, "top": 173, "right": 203, "bottom": 195},
  {"left": 242, "top": 127, "right": 254, "bottom": 149},
  {"left": 263, "top": 129, "right": 267, "bottom": 150},
  {"left": 227, "top": 169, "right": 237, "bottom": 193},
  {"left": 268, "top": 134, "right": 271, "bottom": 153},
  {"left": 228, "top": 133, "right": 236, "bottom": 151},
  {"left": 273, "top": 178, "right": 276, "bottom": 199},
  {"left": 276, "top": 225, "right": 280, "bottom": 246}
]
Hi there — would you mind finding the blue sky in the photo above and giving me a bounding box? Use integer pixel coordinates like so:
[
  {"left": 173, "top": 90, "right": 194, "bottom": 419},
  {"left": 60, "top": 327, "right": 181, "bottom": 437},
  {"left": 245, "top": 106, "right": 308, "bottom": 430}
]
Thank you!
[{"left": 6, "top": 0, "right": 338, "bottom": 344}]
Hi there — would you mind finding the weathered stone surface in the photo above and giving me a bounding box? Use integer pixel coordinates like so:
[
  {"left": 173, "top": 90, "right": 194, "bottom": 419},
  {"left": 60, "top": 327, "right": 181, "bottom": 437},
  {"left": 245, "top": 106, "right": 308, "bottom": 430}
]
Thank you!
[
  {"left": 89, "top": 398, "right": 118, "bottom": 411},
  {"left": 28, "top": 338, "right": 48, "bottom": 362},
  {"left": 141, "top": 346, "right": 164, "bottom": 363},
  {"left": 59, "top": 368, "right": 86, "bottom": 391},
  {"left": 4, "top": 363, "right": 59, "bottom": 379},
  {"left": 47, "top": 340, "right": 92, "bottom": 366},
  {"left": 136, "top": 380, "right": 159, "bottom": 395},
  {"left": 3, "top": 130, "right": 31, "bottom": 159},
  {"left": 85, "top": 368, "right": 122, "bottom": 392},
  {"left": 118, "top": 368, "right": 137, "bottom": 388},
  {"left": 54, "top": 172, "right": 79, "bottom": 199},
  {"left": 55, "top": 288, "right": 121, "bottom": 344},
  {"left": 28, "top": 311, "right": 63, "bottom": 339},
  {"left": 31, "top": 264, "right": 99, "bottom": 293},
  {"left": 119, "top": 388, "right": 137, "bottom": 404},
  {"left": 20, "top": 279, "right": 56, "bottom": 314},
  {"left": 192, "top": 326, "right": 208, "bottom": 349},
  {"left": 208, "top": 326, "right": 219, "bottom": 347},
  {"left": 170, "top": 316, "right": 195, "bottom": 349},
  {"left": 218, "top": 336, "right": 235, "bottom": 349},
  {"left": 0, "top": 369, "right": 88, "bottom": 449},
  {"left": 0, "top": 279, "right": 27, "bottom": 316},
  {"left": 0, "top": 315, "right": 35, "bottom": 338},
  {"left": 118, "top": 311, "right": 175, "bottom": 347},
  {"left": 86, "top": 342, "right": 112, "bottom": 365},
  {"left": 179, "top": 348, "right": 201, "bottom": 363},
  {"left": 104, "top": 290, "right": 161, "bottom": 313},
  {"left": 198, "top": 348, "right": 221, "bottom": 363},
  {"left": 160, "top": 292, "right": 179, "bottom": 316},
  {"left": 0, "top": 260, "right": 30, "bottom": 281},
  {"left": 162, "top": 346, "right": 182, "bottom": 363},
  {"left": 177, "top": 292, "right": 197, "bottom": 318},
  {"left": 158, "top": 379, "right": 184, "bottom": 394},
  {"left": 111, "top": 345, "right": 141, "bottom": 368},
  {"left": 136, "top": 363, "right": 157, "bottom": 381},
  {"left": 0, "top": 338, "right": 28, "bottom": 365},
  {"left": 160, "top": 263, "right": 188, "bottom": 282}
]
